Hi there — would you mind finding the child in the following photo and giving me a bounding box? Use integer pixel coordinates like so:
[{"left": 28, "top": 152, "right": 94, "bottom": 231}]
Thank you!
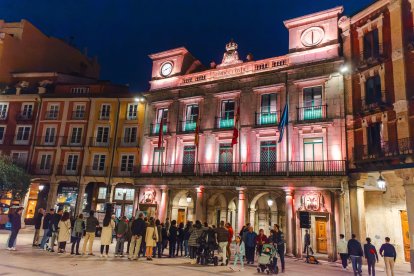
[{"left": 230, "top": 235, "right": 245, "bottom": 271}]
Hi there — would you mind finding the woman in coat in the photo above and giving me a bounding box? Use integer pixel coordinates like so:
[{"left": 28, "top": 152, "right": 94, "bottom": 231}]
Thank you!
[
  {"left": 100, "top": 212, "right": 115, "bottom": 258},
  {"left": 188, "top": 220, "right": 204, "bottom": 264},
  {"left": 57, "top": 211, "right": 71, "bottom": 254},
  {"left": 144, "top": 217, "right": 158, "bottom": 261},
  {"left": 71, "top": 214, "right": 84, "bottom": 255}
]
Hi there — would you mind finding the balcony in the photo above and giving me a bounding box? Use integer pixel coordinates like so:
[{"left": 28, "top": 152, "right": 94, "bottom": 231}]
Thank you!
[
  {"left": 117, "top": 137, "right": 139, "bottom": 147},
  {"left": 30, "top": 166, "right": 52, "bottom": 175},
  {"left": 89, "top": 137, "right": 112, "bottom": 147},
  {"left": 354, "top": 138, "right": 414, "bottom": 163},
  {"left": 178, "top": 120, "right": 197, "bottom": 134},
  {"left": 112, "top": 166, "right": 139, "bottom": 177},
  {"left": 149, "top": 122, "right": 169, "bottom": 136},
  {"left": 45, "top": 111, "right": 59, "bottom": 120},
  {"left": 359, "top": 44, "right": 386, "bottom": 68},
  {"left": 137, "top": 160, "right": 346, "bottom": 177},
  {"left": 57, "top": 165, "right": 80, "bottom": 176},
  {"left": 360, "top": 92, "right": 391, "bottom": 114},
  {"left": 16, "top": 113, "right": 34, "bottom": 122},
  {"left": 71, "top": 111, "right": 86, "bottom": 120},
  {"left": 34, "top": 136, "right": 58, "bottom": 146},
  {"left": 296, "top": 105, "right": 328, "bottom": 123},
  {"left": 60, "top": 136, "right": 84, "bottom": 147},
  {"left": 215, "top": 116, "right": 234, "bottom": 130},
  {"left": 255, "top": 112, "right": 279, "bottom": 127},
  {"left": 99, "top": 113, "right": 110, "bottom": 121},
  {"left": 84, "top": 166, "right": 108, "bottom": 177}
]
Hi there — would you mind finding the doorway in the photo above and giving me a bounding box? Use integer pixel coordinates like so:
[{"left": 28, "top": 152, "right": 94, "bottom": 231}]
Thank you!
[
  {"left": 401, "top": 210, "right": 411, "bottom": 262},
  {"left": 315, "top": 217, "right": 327, "bottom": 254},
  {"left": 177, "top": 208, "right": 186, "bottom": 225}
]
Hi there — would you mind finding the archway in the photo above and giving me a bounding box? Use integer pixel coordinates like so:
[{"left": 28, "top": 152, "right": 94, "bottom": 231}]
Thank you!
[
  {"left": 227, "top": 198, "right": 238, "bottom": 234},
  {"left": 249, "top": 192, "right": 280, "bottom": 235},
  {"left": 171, "top": 190, "right": 195, "bottom": 224},
  {"left": 207, "top": 193, "right": 227, "bottom": 227}
]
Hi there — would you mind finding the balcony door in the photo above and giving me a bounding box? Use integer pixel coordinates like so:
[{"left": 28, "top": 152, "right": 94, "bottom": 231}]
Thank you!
[
  {"left": 363, "top": 29, "right": 380, "bottom": 60},
  {"left": 220, "top": 100, "right": 235, "bottom": 128},
  {"left": 367, "top": 122, "right": 382, "bottom": 157},
  {"left": 184, "top": 104, "right": 198, "bottom": 131},
  {"left": 155, "top": 108, "right": 168, "bottom": 134},
  {"left": 365, "top": 75, "right": 382, "bottom": 106},
  {"left": 182, "top": 145, "right": 196, "bottom": 173},
  {"left": 218, "top": 143, "right": 233, "bottom": 172},
  {"left": 260, "top": 141, "right": 276, "bottom": 172},
  {"left": 303, "top": 138, "right": 323, "bottom": 171},
  {"left": 152, "top": 147, "right": 164, "bottom": 172},
  {"left": 260, "top": 94, "right": 277, "bottom": 125},
  {"left": 303, "top": 86, "right": 322, "bottom": 120}
]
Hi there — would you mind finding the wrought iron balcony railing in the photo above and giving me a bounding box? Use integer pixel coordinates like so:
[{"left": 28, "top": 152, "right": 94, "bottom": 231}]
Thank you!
[
  {"left": 354, "top": 138, "right": 414, "bottom": 162},
  {"left": 57, "top": 165, "right": 80, "bottom": 176},
  {"left": 255, "top": 111, "right": 279, "bottom": 126},
  {"left": 112, "top": 166, "right": 140, "bottom": 177},
  {"left": 178, "top": 120, "right": 198, "bottom": 133},
  {"left": 45, "top": 110, "right": 59, "bottom": 120},
  {"left": 149, "top": 122, "right": 169, "bottom": 136},
  {"left": 30, "top": 166, "right": 52, "bottom": 175},
  {"left": 71, "top": 111, "right": 86, "bottom": 120},
  {"left": 215, "top": 116, "right": 234, "bottom": 130},
  {"left": 117, "top": 137, "right": 139, "bottom": 147},
  {"left": 360, "top": 91, "right": 391, "bottom": 113},
  {"left": 16, "top": 113, "right": 34, "bottom": 121},
  {"left": 296, "top": 105, "right": 328, "bottom": 122},
  {"left": 34, "top": 136, "right": 58, "bottom": 146},
  {"left": 84, "top": 166, "right": 109, "bottom": 177},
  {"left": 89, "top": 137, "right": 112, "bottom": 147}
]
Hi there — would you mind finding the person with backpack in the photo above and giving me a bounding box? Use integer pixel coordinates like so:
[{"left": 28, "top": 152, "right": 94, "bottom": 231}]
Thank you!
[
  {"left": 183, "top": 221, "right": 192, "bottom": 257},
  {"left": 364, "top": 237, "right": 379, "bottom": 276},
  {"left": 114, "top": 216, "right": 128, "bottom": 257},
  {"left": 347, "top": 234, "right": 363, "bottom": 276},
  {"left": 39, "top": 209, "right": 54, "bottom": 250},
  {"left": 71, "top": 213, "right": 84, "bottom": 255}
]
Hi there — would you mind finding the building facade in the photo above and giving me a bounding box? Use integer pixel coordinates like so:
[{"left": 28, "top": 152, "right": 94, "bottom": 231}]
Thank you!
[
  {"left": 341, "top": 0, "right": 414, "bottom": 267},
  {"left": 139, "top": 7, "right": 347, "bottom": 260}
]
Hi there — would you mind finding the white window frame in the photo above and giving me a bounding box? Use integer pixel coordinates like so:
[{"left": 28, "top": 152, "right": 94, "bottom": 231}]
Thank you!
[
  {"left": 0, "top": 125, "right": 6, "bottom": 144},
  {"left": 92, "top": 154, "right": 106, "bottom": 171},
  {"left": 0, "top": 103, "right": 9, "bottom": 120},
  {"left": 66, "top": 153, "right": 79, "bottom": 173},
  {"left": 70, "top": 126, "right": 83, "bottom": 145},
  {"left": 73, "top": 103, "right": 86, "bottom": 119},
  {"left": 15, "top": 125, "right": 31, "bottom": 145},
  {"left": 39, "top": 153, "right": 52, "bottom": 171},
  {"left": 123, "top": 126, "right": 138, "bottom": 145},
  {"left": 21, "top": 103, "right": 34, "bottom": 119},
  {"left": 127, "top": 103, "right": 138, "bottom": 120},
  {"left": 95, "top": 125, "right": 110, "bottom": 145},
  {"left": 47, "top": 104, "right": 59, "bottom": 119},
  {"left": 43, "top": 126, "right": 57, "bottom": 145},
  {"left": 100, "top": 104, "right": 111, "bottom": 120},
  {"left": 120, "top": 154, "right": 135, "bottom": 172},
  {"left": 10, "top": 151, "right": 28, "bottom": 167}
]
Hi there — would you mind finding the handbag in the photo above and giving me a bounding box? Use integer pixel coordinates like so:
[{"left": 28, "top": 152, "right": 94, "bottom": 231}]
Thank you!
[{"left": 152, "top": 227, "right": 157, "bottom": 241}]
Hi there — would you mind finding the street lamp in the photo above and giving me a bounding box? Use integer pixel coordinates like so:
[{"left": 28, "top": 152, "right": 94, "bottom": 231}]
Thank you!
[
  {"left": 267, "top": 198, "right": 273, "bottom": 207},
  {"left": 186, "top": 193, "right": 192, "bottom": 203},
  {"left": 377, "top": 173, "right": 386, "bottom": 190},
  {"left": 339, "top": 64, "right": 349, "bottom": 74},
  {"left": 38, "top": 184, "right": 44, "bottom": 191}
]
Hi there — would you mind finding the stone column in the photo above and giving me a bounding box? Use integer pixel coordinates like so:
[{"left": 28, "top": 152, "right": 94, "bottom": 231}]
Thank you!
[
  {"left": 342, "top": 181, "right": 352, "bottom": 239},
  {"left": 75, "top": 183, "right": 87, "bottom": 216},
  {"left": 158, "top": 187, "right": 168, "bottom": 222},
  {"left": 349, "top": 175, "right": 367, "bottom": 242},
  {"left": 46, "top": 183, "right": 59, "bottom": 211},
  {"left": 195, "top": 186, "right": 205, "bottom": 222},
  {"left": 249, "top": 208, "right": 256, "bottom": 229},
  {"left": 237, "top": 187, "right": 246, "bottom": 234},
  {"left": 285, "top": 189, "right": 294, "bottom": 255}
]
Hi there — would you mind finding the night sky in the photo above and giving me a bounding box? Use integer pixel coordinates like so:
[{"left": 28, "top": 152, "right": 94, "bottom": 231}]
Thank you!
[{"left": 0, "top": 0, "right": 375, "bottom": 91}]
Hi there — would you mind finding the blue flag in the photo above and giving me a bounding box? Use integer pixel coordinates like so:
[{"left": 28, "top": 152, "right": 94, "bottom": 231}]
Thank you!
[{"left": 278, "top": 103, "right": 289, "bottom": 143}]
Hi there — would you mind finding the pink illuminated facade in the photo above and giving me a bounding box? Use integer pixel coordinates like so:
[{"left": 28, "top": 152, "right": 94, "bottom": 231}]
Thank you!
[{"left": 139, "top": 7, "right": 348, "bottom": 260}]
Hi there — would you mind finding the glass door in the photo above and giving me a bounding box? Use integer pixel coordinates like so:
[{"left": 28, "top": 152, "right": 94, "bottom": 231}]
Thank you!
[
  {"left": 303, "top": 138, "right": 323, "bottom": 171},
  {"left": 218, "top": 143, "right": 233, "bottom": 172}
]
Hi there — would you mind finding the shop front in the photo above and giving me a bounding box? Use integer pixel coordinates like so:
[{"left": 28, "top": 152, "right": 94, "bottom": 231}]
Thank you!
[
  {"left": 24, "top": 183, "right": 48, "bottom": 224},
  {"left": 55, "top": 182, "right": 79, "bottom": 214},
  {"left": 113, "top": 184, "right": 136, "bottom": 218}
]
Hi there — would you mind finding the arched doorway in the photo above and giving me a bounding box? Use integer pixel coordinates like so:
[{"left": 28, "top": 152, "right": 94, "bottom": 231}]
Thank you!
[
  {"left": 171, "top": 190, "right": 195, "bottom": 224},
  {"left": 227, "top": 198, "right": 237, "bottom": 234},
  {"left": 249, "top": 192, "right": 280, "bottom": 235},
  {"left": 207, "top": 193, "right": 227, "bottom": 227}
]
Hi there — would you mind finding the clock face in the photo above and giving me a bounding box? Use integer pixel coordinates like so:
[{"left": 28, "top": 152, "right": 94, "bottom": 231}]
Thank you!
[
  {"left": 160, "top": 62, "right": 173, "bottom": 77},
  {"left": 301, "top": 27, "right": 325, "bottom": 47}
]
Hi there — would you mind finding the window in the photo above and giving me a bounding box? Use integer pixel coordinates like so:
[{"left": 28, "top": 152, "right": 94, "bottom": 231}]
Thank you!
[
  {"left": 71, "top": 87, "right": 90, "bottom": 94},
  {"left": 11, "top": 152, "right": 28, "bottom": 167},
  {"left": 219, "top": 100, "right": 235, "bottom": 128},
  {"left": 21, "top": 104, "right": 34, "bottom": 119},
  {"left": 184, "top": 105, "right": 198, "bottom": 131},
  {"left": 96, "top": 126, "right": 110, "bottom": 144},
  {"left": 303, "top": 86, "right": 323, "bottom": 120},
  {"left": 260, "top": 141, "right": 277, "bottom": 172},
  {"left": 0, "top": 103, "right": 8, "bottom": 120},
  {"left": 120, "top": 155, "right": 134, "bottom": 172},
  {"left": 100, "top": 104, "right": 111, "bottom": 120},
  {"left": 92, "top": 154, "right": 106, "bottom": 171},
  {"left": 15, "top": 126, "right": 31, "bottom": 144},
  {"left": 363, "top": 29, "right": 380, "bottom": 60},
  {"left": 73, "top": 105, "right": 86, "bottom": 119},
  {"left": 0, "top": 126, "right": 5, "bottom": 143},
  {"left": 123, "top": 127, "right": 137, "bottom": 145},
  {"left": 127, "top": 104, "right": 138, "bottom": 120},
  {"left": 152, "top": 147, "right": 164, "bottom": 172},
  {"left": 40, "top": 154, "right": 52, "bottom": 170},
  {"left": 154, "top": 108, "right": 168, "bottom": 134},
  {"left": 182, "top": 146, "right": 196, "bottom": 173},
  {"left": 303, "top": 138, "right": 324, "bottom": 171},
  {"left": 66, "top": 154, "right": 79, "bottom": 171},
  {"left": 47, "top": 104, "right": 59, "bottom": 119},
  {"left": 367, "top": 122, "right": 382, "bottom": 156},
  {"left": 114, "top": 188, "right": 135, "bottom": 201},
  {"left": 365, "top": 75, "right": 382, "bottom": 106},
  {"left": 98, "top": 187, "right": 107, "bottom": 199},
  {"left": 260, "top": 94, "right": 277, "bottom": 124},
  {"left": 70, "top": 127, "right": 82, "bottom": 144},
  {"left": 44, "top": 127, "right": 56, "bottom": 145},
  {"left": 218, "top": 143, "right": 233, "bottom": 172}
]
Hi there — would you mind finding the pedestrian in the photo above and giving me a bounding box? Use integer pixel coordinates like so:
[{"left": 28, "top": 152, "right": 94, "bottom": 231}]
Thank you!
[
  {"left": 347, "top": 234, "right": 363, "bottom": 276},
  {"left": 188, "top": 220, "right": 204, "bottom": 264},
  {"left": 226, "top": 222, "right": 234, "bottom": 262},
  {"left": 176, "top": 222, "right": 184, "bottom": 257},
  {"left": 256, "top": 228, "right": 267, "bottom": 256},
  {"left": 230, "top": 235, "right": 245, "bottom": 271},
  {"left": 303, "top": 229, "right": 314, "bottom": 255},
  {"left": 379, "top": 237, "right": 397, "bottom": 276},
  {"left": 145, "top": 217, "right": 159, "bottom": 261},
  {"left": 364, "top": 237, "right": 379, "bottom": 276},
  {"left": 140, "top": 217, "right": 148, "bottom": 257},
  {"left": 245, "top": 226, "right": 257, "bottom": 264},
  {"left": 6, "top": 207, "right": 23, "bottom": 251},
  {"left": 39, "top": 209, "right": 54, "bottom": 250},
  {"left": 125, "top": 217, "right": 133, "bottom": 255},
  {"left": 82, "top": 210, "right": 99, "bottom": 256},
  {"left": 153, "top": 219, "right": 163, "bottom": 258},
  {"left": 240, "top": 223, "right": 250, "bottom": 243},
  {"left": 168, "top": 220, "right": 178, "bottom": 257},
  {"left": 273, "top": 224, "right": 286, "bottom": 273},
  {"left": 183, "top": 221, "right": 192, "bottom": 257},
  {"left": 100, "top": 212, "right": 115, "bottom": 258},
  {"left": 32, "top": 208, "right": 44, "bottom": 246},
  {"left": 215, "top": 221, "right": 229, "bottom": 266},
  {"left": 71, "top": 213, "right": 84, "bottom": 255},
  {"left": 128, "top": 213, "right": 146, "bottom": 260},
  {"left": 57, "top": 211, "right": 71, "bottom": 254},
  {"left": 161, "top": 223, "right": 168, "bottom": 253},
  {"left": 114, "top": 216, "right": 128, "bottom": 257},
  {"left": 337, "top": 234, "right": 348, "bottom": 270},
  {"left": 49, "top": 209, "right": 63, "bottom": 253}
]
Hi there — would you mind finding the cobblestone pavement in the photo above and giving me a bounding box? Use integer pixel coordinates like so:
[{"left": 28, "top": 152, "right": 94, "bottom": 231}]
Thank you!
[{"left": 0, "top": 229, "right": 410, "bottom": 276}]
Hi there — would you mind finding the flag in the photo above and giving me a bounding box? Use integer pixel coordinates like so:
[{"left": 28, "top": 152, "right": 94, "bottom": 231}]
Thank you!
[
  {"left": 278, "top": 103, "right": 289, "bottom": 143},
  {"left": 157, "top": 118, "right": 164, "bottom": 148},
  {"left": 231, "top": 105, "right": 240, "bottom": 146},
  {"left": 194, "top": 116, "right": 200, "bottom": 147}
]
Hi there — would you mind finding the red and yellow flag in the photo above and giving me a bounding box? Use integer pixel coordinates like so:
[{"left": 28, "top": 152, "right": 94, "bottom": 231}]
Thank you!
[
  {"left": 194, "top": 116, "right": 200, "bottom": 147},
  {"left": 231, "top": 105, "right": 240, "bottom": 146}
]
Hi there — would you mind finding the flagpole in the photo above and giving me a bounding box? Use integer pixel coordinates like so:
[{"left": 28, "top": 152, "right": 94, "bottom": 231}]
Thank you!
[
  {"left": 285, "top": 72, "right": 290, "bottom": 177},
  {"left": 238, "top": 99, "right": 242, "bottom": 177}
]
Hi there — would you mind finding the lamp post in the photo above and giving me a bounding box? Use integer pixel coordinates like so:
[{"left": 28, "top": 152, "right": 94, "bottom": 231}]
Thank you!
[
  {"left": 377, "top": 173, "right": 386, "bottom": 190},
  {"left": 38, "top": 184, "right": 45, "bottom": 191},
  {"left": 186, "top": 193, "right": 192, "bottom": 203},
  {"left": 267, "top": 197, "right": 273, "bottom": 227}
]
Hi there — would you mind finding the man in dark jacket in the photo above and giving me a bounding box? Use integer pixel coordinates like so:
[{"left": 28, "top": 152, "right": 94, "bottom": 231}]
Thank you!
[
  {"left": 48, "top": 209, "right": 62, "bottom": 252},
  {"left": 273, "top": 224, "right": 286, "bottom": 273},
  {"left": 215, "top": 221, "right": 229, "bottom": 266},
  {"left": 129, "top": 213, "right": 146, "bottom": 260},
  {"left": 168, "top": 220, "right": 178, "bottom": 257},
  {"left": 244, "top": 226, "right": 257, "bottom": 264},
  {"left": 347, "top": 234, "right": 363, "bottom": 276},
  {"left": 379, "top": 237, "right": 397, "bottom": 276},
  {"left": 39, "top": 209, "right": 54, "bottom": 250},
  {"left": 81, "top": 210, "right": 99, "bottom": 255},
  {"left": 32, "top": 208, "right": 44, "bottom": 246},
  {"left": 364, "top": 237, "right": 378, "bottom": 276},
  {"left": 7, "top": 207, "right": 23, "bottom": 250}
]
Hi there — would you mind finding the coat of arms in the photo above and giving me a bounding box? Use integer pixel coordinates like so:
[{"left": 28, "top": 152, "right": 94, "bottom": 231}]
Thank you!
[{"left": 298, "top": 192, "right": 327, "bottom": 212}]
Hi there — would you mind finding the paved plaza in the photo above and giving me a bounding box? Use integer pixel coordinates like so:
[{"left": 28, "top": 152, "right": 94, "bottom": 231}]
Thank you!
[{"left": 0, "top": 228, "right": 410, "bottom": 276}]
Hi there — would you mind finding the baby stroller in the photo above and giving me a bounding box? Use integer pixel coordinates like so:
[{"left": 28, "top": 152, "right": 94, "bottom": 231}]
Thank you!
[
  {"left": 196, "top": 229, "right": 219, "bottom": 266},
  {"left": 257, "top": 244, "right": 278, "bottom": 274}
]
